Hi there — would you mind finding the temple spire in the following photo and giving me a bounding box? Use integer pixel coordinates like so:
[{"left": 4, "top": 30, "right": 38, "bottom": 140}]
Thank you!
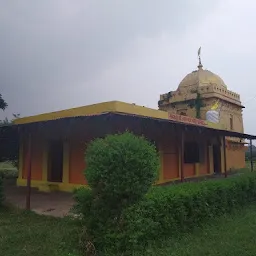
[{"left": 197, "top": 47, "right": 203, "bottom": 69}]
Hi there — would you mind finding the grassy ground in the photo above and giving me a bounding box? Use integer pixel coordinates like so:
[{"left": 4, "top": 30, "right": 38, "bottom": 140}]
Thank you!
[
  {"left": 0, "top": 208, "right": 81, "bottom": 256},
  {"left": 1, "top": 162, "right": 256, "bottom": 255},
  {"left": 2, "top": 204, "right": 256, "bottom": 256}
]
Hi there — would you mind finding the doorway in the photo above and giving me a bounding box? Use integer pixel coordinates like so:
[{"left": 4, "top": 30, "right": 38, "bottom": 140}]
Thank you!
[
  {"left": 213, "top": 144, "right": 221, "bottom": 174},
  {"left": 48, "top": 140, "right": 63, "bottom": 182}
]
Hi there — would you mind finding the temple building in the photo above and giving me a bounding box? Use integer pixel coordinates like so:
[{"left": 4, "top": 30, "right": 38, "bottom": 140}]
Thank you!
[
  {"left": 158, "top": 52, "right": 245, "bottom": 171},
  {"left": 4, "top": 50, "right": 254, "bottom": 193}
]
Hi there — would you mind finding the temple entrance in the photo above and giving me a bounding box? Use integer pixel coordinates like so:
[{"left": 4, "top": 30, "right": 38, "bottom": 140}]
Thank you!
[
  {"left": 213, "top": 144, "right": 221, "bottom": 174},
  {"left": 48, "top": 140, "right": 63, "bottom": 182}
]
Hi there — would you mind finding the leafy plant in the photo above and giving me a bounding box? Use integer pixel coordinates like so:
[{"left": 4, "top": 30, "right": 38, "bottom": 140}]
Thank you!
[
  {"left": 75, "top": 172, "right": 256, "bottom": 253},
  {"left": 0, "top": 113, "right": 20, "bottom": 165},
  {"left": 0, "top": 94, "right": 7, "bottom": 111},
  {"left": 74, "top": 131, "right": 160, "bottom": 254},
  {"left": 0, "top": 113, "right": 21, "bottom": 126},
  {"left": 0, "top": 169, "right": 18, "bottom": 179},
  {"left": 118, "top": 172, "right": 256, "bottom": 250},
  {"left": 86, "top": 132, "right": 159, "bottom": 207},
  {"left": 0, "top": 126, "right": 19, "bottom": 163}
]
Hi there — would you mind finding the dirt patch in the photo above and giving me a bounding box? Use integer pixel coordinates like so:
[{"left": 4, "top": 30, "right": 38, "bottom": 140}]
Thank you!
[{"left": 3, "top": 179, "right": 75, "bottom": 217}]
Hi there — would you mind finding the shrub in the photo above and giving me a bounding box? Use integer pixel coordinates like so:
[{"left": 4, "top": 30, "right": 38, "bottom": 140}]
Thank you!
[
  {"left": 0, "top": 169, "right": 18, "bottom": 179},
  {"left": 0, "top": 161, "right": 18, "bottom": 179},
  {"left": 77, "top": 172, "right": 256, "bottom": 254},
  {"left": 74, "top": 132, "right": 160, "bottom": 253},
  {"left": 85, "top": 132, "right": 159, "bottom": 206},
  {"left": 117, "top": 172, "right": 256, "bottom": 250}
]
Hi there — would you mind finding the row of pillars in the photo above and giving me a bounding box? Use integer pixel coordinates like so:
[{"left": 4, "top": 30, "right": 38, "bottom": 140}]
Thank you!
[
  {"left": 179, "top": 132, "right": 252, "bottom": 182},
  {"left": 24, "top": 132, "right": 254, "bottom": 210},
  {"left": 179, "top": 132, "right": 228, "bottom": 182}
]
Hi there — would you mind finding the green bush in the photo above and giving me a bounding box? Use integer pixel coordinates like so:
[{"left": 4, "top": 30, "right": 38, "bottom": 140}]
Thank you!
[
  {"left": 85, "top": 132, "right": 159, "bottom": 206},
  {"left": 75, "top": 133, "right": 256, "bottom": 254},
  {"left": 74, "top": 132, "right": 160, "bottom": 253},
  {"left": 117, "top": 172, "right": 256, "bottom": 251},
  {"left": 76, "top": 172, "right": 256, "bottom": 253},
  {"left": 0, "top": 169, "right": 18, "bottom": 179},
  {"left": 0, "top": 161, "right": 18, "bottom": 179}
]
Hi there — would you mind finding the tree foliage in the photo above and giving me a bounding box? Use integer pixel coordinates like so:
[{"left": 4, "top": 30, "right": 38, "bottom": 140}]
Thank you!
[
  {"left": 0, "top": 114, "right": 20, "bottom": 126},
  {"left": 0, "top": 94, "right": 19, "bottom": 165},
  {"left": 0, "top": 94, "right": 7, "bottom": 111},
  {"left": 0, "top": 125, "right": 19, "bottom": 164}
]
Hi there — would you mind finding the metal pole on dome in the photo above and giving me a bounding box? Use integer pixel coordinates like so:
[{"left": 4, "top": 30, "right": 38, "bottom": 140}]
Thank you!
[{"left": 198, "top": 47, "right": 203, "bottom": 69}]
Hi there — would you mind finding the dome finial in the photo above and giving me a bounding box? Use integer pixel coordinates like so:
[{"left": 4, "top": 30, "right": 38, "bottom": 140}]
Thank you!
[{"left": 197, "top": 46, "right": 203, "bottom": 69}]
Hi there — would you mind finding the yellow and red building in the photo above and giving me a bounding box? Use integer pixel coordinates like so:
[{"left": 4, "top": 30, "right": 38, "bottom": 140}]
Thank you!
[
  {"left": 13, "top": 101, "right": 252, "bottom": 192},
  {"left": 4, "top": 56, "right": 254, "bottom": 192}
]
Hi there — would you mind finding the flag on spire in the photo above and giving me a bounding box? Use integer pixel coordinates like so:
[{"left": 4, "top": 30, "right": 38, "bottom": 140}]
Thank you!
[{"left": 198, "top": 47, "right": 201, "bottom": 57}]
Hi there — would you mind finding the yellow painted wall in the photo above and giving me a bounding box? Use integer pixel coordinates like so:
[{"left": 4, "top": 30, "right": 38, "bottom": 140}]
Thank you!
[{"left": 226, "top": 143, "right": 246, "bottom": 170}]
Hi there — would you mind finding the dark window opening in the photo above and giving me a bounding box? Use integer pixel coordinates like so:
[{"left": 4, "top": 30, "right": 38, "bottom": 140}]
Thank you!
[
  {"left": 48, "top": 140, "right": 63, "bottom": 182},
  {"left": 184, "top": 142, "right": 199, "bottom": 163}
]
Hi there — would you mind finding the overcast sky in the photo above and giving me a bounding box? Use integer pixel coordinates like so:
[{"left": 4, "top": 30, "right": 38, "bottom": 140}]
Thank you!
[{"left": 1, "top": 0, "right": 256, "bottom": 134}]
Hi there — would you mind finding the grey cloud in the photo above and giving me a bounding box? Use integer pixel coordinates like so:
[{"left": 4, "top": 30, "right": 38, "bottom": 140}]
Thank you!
[{"left": 0, "top": 0, "right": 220, "bottom": 117}]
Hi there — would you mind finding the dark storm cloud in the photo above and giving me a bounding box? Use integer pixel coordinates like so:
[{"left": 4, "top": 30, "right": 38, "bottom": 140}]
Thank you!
[{"left": 0, "top": 0, "right": 220, "bottom": 117}]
